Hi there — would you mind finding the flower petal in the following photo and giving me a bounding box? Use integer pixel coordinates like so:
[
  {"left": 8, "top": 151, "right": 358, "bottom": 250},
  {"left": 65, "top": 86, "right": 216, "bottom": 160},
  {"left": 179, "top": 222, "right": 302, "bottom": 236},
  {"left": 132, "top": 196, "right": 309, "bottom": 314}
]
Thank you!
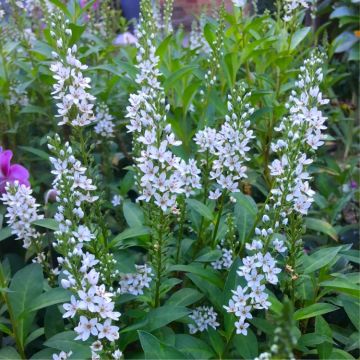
[
  {"left": 0, "top": 150, "right": 13, "bottom": 177},
  {"left": 8, "top": 164, "right": 30, "bottom": 186}
]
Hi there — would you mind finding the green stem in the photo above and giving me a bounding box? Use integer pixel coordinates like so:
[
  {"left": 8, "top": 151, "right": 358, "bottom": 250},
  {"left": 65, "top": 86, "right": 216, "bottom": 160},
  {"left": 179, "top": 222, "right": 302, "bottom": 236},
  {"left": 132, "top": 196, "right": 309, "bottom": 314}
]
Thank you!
[
  {"left": 211, "top": 192, "right": 226, "bottom": 249},
  {"left": 154, "top": 211, "right": 164, "bottom": 308}
]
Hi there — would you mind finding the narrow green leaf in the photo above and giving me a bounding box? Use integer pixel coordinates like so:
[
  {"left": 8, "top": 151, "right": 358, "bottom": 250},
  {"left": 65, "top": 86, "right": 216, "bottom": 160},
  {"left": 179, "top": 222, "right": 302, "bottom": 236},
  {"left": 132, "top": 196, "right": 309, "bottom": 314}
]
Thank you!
[
  {"left": 164, "top": 65, "right": 198, "bottom": 91},
  {"left": 305, "top": 218, "right": 338, "bottom": 241},
  {"left": 290, "top": 27, "right": 311, "bottom": 50},
  {"left": 26, "top": 288, "right": 71, "bottom": 314},
  {"left": 303, "top": 246, "right": 343, "bottom": 274},
  {"left": 8, "top": 264, "right": 44, "bottom": 348},
  {"left": 169, "top": 264, "right": 222, "bottom": 288},
  {"left": 175, "top": 334, "right": 215, "bottom": 359},
  {"left": 294, "top": 303, "right": 338, "bottom": 321},
  {"left": 166, "top": 288, "right": 203, "bottom": 307},
  {"left": 32, "top": 218, "right": 59, "bottom": 231},
  {"left": 186, "top": 199, "right": 214, "bottom": 221},
  {"left": 233, "top": 328, "right": 258, "bottom": 359},
  {"left": 123, "top": 201, "right": 144, "bottom": 227},
  {"left": 44, "top": 331, "right": 91, "bottom": 359},
  {"left": 0, "top": 227, "right": 12, "bottom": 242},
  {"left": 138, "top": 331, "right": 185, "bottom": 359},
  {"left": 110, "top": 226, "right": 150, "bottom": 247}
]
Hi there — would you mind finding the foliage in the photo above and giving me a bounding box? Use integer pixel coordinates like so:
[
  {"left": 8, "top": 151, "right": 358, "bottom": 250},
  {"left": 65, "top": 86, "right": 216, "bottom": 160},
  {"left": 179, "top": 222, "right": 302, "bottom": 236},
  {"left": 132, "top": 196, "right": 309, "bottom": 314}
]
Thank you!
[{"left": 0, "top": 0, "right": 358, "bottom": 359}]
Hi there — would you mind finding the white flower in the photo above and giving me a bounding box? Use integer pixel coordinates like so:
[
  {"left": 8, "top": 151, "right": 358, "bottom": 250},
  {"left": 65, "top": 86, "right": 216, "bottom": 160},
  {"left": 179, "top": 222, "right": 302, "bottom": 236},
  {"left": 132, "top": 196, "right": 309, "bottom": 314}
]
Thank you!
[
  {"left": 73, "top": 225, "right": 95, "bottom": 242},
  {"left": 112, "top": 349, "right": 123, "bottom": 360},
  {"left": 235, "top": 320, "right": 249, "bottom": 335},
  {"left": 111, "top": 195, "right": 122, "bottom": 207},
  {"left": 188, "top": 306, "right": 220, "bottom": 334},
  {"left": 53, "top": 351, "right": 73, "bottom": 360},
  {"left": 63, "top": 295, "right": 78, "bottom": 318},
  {"left": 74, "top": 316, "right": 98, "bottom": 341},
  {"left": 97, "top": 319, "right": 120, "bottom": 341}
]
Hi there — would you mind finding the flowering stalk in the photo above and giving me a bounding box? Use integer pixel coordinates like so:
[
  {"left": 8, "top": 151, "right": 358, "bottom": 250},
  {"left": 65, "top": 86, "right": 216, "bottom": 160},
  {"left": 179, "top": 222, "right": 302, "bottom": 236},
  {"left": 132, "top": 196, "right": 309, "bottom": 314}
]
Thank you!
[
  {"left": 225, "top": 51, "right": 329, "bottom": 336},
  {"left": 163, "top": 0, "right": 174, "bottom": 36},
  {"left": 194, "top": 83, "right": 254, "bottom": 247},
  {"left": 126, "top": 0, "right": 201, "bottom": 306}
]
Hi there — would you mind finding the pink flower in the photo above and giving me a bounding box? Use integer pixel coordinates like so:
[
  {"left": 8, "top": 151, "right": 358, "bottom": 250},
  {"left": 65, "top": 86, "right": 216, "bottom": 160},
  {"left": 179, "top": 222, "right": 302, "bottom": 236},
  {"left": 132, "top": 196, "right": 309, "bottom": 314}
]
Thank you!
[{"left": 0, "top": 148, "right": 30, "bottom": 193}]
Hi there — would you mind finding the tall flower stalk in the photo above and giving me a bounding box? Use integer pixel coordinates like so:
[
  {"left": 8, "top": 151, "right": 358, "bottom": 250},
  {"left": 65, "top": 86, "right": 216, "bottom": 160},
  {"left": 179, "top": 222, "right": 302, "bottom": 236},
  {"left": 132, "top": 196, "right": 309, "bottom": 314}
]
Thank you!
[
  {"left": 126, "top": 0, "right": 201, "bottom": 307},
  {"left": 226, "top": 52, "right": 329, "bottom": 336}
]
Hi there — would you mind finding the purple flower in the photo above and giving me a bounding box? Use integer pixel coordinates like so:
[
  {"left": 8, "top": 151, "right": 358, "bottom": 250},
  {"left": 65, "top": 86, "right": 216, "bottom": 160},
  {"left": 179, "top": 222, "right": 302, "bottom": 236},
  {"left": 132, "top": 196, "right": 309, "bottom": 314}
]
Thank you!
[{"left": 0, "top": 148, "right": 30, "bottom": 193}]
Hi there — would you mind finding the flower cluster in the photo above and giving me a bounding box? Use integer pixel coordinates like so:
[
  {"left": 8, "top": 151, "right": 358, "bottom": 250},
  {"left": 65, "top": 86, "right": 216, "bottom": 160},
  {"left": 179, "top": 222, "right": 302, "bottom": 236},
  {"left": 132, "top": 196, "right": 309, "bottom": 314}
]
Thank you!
[
  {"left": 201, "top": 4, "right": 225, "bottom": 91},
  {"left": 194, "top": 84, "right": 254, "bottom": 198},
  {"left": 50, "top": 43, "right": 96, "bottom": 127},
  {"left": 269, "top": 52, "right": 328, "bottom": 216},
  {"left": 224, "top": 248, "right": 280, "bottom": 335},
  {"left": 283, "top": 0, "right": 309, "bottom": 22},
  {"left": 163, "top": 0, "right": 174, "bottom": 35},
  {"left": 188, "top": 306, "right": 220, "bottom": 334},
  {"left": 117, "top": 264, "right": 153, "bottom": 296},
  {"left": 94, "top": 103, "right": 115, "bottom": 138},
  {"left": 126, "top": 2, "right": 201, "bottom": 212},
  {"left": 48, "top": 136, "right": 121, "bottom": 357},
  {"left": 1, "top": 181, "right": 43, "bottom": 249},
  {"left": 211, "top": 240, "right": 234, "bottom": 270}
]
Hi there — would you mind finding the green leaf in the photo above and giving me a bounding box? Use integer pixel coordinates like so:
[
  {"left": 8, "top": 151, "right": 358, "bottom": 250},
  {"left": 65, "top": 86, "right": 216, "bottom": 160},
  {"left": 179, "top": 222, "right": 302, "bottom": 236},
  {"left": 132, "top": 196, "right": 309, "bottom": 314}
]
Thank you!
[
  {"left": 330, "top": 6, "right": 354, "bottom": 18},
  {"left": 19, "top": 146, "right": 49, "bottom": 161},
  {"left": 146, "top": 306, "right": 190, "bottom": 332},
  {"left": 44, "top": 331, "right": 91, "bottom": 359},
  {"left": 26, "top": 287, "right": 71, "bottom": 313},
  {"left": 138, "top": 331, "right": 185, "bottom": 359},
  {"left": 315, "top": 316, "right": 333, "bottom": 359},
  {"left": 290, "top": 27, "right": 311, "bottom": 50},
  {"left": 208, "top": 328, "right": 225, "bottom": 356},
  {"left": 305, "top": 218, "right": 338, "bottom": 241},
  {"left": 19, "top": 106, "right": 49, "bottom": 117},
  {"left": 330, "top": 349, "right": 355, "bottom": 359},
  {"left": 164, "top": 65, "right": 198, "bottom": 91},
  {"left": 32, "top": 218, "right": 59, "bottom": 231},
  {"left": 110, "top": 226, "right": 150, "bottom": 247},
  {"left": 233, "top": 328, "right": 258, "bottom": 359},
  {"left": 166, "top": 288, "right": 203, "bottom": 307},
  {"left": 320, "top": 278, "right": 360, "bottom": 298},
  {"left": 0, "top": 227, "right": 12, "bottom": 242},
  {"left": 25, "top": 327, "right": 45, "bottom": 347},
  {"left": 0, "top": 323, "right": 12, "bottom": 336},
  {"left": 68, "top": 23, "right": 86, "bottom": 45},
  {"left": 169, "top": 264, "right": 222, "bottom": 288},
  {"left": 303, "top": 246, "right": 343, "bottom": 274},
  {"left": 156, "top": 34, "right": 172, "bottom": 59},
  {"left": 175, "top": 334, "right": 215, "bottom": 359},
  {"left": 0, "top": 347, "right": 21, "bottom": 359},
  {"left": 233, "top": 192, "right": 257, "bottom": 243},
  {"left": 123, "top": 201, "right": 144, "bottom": 227},
  {"left": 195, "top": 250, "right": 221, "bottom": 263},
  {"left": 8, "top": 263, "right": 43, "bottom": 348},
  {"left": 186, "top": 199, "right": 214, "bottom": 221},
  {"left": 343, "top": 298, "right": 360, "bottom": 330},
  {"left": 294, "top": 303, "right": 338, "bottom": 321}
]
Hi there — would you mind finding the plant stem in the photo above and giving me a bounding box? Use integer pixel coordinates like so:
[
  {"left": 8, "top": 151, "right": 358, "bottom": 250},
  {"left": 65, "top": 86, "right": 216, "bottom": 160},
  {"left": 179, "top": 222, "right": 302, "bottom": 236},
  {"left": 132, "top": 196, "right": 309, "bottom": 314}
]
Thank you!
[
  {"left": 211, "top": 192, "right": 226, "bottom": 248},
  {"left": 154, "top": 211, "right": 164, "bottom": 308}
]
